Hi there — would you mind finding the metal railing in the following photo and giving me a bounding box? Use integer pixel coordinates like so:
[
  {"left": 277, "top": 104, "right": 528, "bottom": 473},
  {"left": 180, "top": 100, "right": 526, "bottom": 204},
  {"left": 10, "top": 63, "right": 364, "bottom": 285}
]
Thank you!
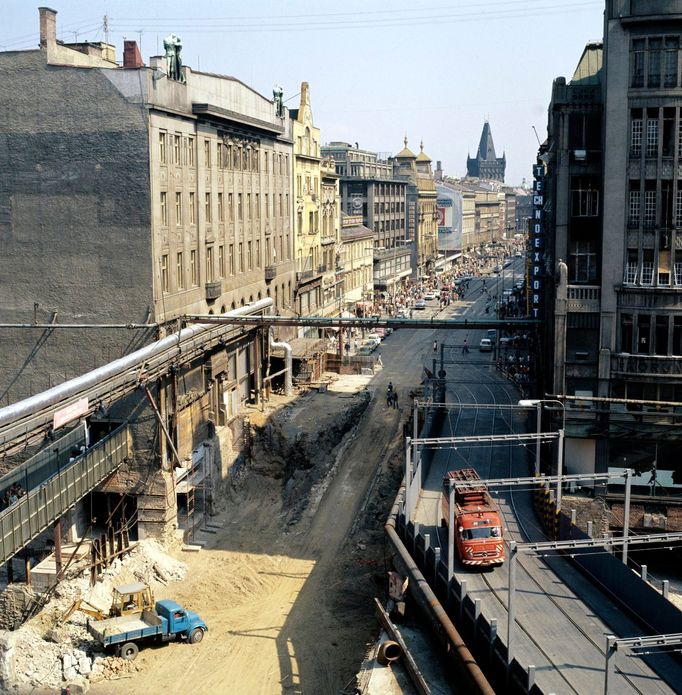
[{"left": 0, "top": 424, "right": 130, "bottom": 564}]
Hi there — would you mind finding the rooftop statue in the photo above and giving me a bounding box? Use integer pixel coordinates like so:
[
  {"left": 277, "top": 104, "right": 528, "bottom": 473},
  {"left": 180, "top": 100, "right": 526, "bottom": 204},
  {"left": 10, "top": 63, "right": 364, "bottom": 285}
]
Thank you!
[
  {"left": 163, "top": 33, "right": 185, "bottom": 83},
  {"left": 273, "top": 84, "right": 284, "bottom": 117}
]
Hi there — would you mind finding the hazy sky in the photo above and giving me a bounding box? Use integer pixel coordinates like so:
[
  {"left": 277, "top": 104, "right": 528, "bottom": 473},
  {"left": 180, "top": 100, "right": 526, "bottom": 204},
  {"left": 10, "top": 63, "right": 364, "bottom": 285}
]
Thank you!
[{"left": 2, "top": 1, "right": 605, "bottom": 185}]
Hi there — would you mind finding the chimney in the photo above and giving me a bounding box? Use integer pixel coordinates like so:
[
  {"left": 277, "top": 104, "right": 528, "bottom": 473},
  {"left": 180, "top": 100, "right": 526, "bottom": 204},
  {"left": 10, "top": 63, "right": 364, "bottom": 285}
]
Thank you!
[
  {"left": 39, "top": 7, "right": 57, "bottom": 48},
  {"left": 123, "top": 40, "right": 144, "bottom": 68}
]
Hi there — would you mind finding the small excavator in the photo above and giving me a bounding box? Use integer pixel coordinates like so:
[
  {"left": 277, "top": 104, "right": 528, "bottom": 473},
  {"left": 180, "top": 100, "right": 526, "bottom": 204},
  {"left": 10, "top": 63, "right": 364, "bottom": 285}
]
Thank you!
[{"left": 61, "top": 582, "right": 155, "bottom": 623}]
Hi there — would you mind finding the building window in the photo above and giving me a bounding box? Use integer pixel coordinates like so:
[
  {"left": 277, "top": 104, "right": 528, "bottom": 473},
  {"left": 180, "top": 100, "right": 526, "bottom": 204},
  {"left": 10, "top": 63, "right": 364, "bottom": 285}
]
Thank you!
[
  {"left": 175, "top": 192, "right": 182, "bottom": 226},
  {"left": 571, "top": 177, "right": 599, "bottom": 217},
  {"left": 636, "top": 314, "right": 651, "bottom": 353},
  {"left": 631, "top": 39, "right": 646, "bottom": 87},
  {"left": 648, "top": 38, "right": 662, "bottom": 88},
  {"left": 247, "top": 240, "right": 252, "bottom": 270},
  {"left": 569, "top": 240, "right": 596, "bottom": 283},
  {"left": 228, "top": 193, "right": 233, "bottom": 221},
  {"left": 187, "top": 137, "right": 195, "bottom": 166},
  {"left": 644, "top": 189, "right": 656, "bottom": 227},
  {"left": 256, "top": 239, "right": 260, "bottom": 268},
  {"left": 160, "top": 254, "right": 169, "bottom": 292},
  {"left": 676, "top": 250, "right": 682, "bottom": 284},
  {"left": 278, "top": 193, "right": 282, "bottom": 217},
  {"left": 246, "top": 193, "right": 251, "bottom": 220},
  {"left": 675, "top": 188, "right": 682, "bottom": 227},
  {"left": 642, "top": 250, "right": 654, "bottom": 285},
  {"left": 238, "top": 193, "right": 243, "bottom": 221},
  {"left": 176, "top": 251, "right": 184, "bottom": 289},
  {"left": 217, "top": 142, "right": 223, "bottom": 169},
  {"left": 229, "top": 243, "right": 234, "bottom": 275},
  {"left": 265, "top": 194, "right": 269, "bottom": 219},
  {"left": 255, "top": 193, "right": 260, "bottom": 219},
  {"left": 206, "top": 246, "right": 214, "bottom": 282},
  {"left": 218, "top": 245, "right": 224, "bottom": 277},
  {"left": 625, "top": 249, "right": 638, "bottom": 284},
  {"left": 630, "top": 113, "right": 642, "bottom": 156},
  {"left": 189, "top": 191, "right": 196, "bottom": 225},
  {"left": 665, "top": 37, "right": 679, "bottom": 87},
  {"left": 205, "top": 193, "right": 212, "bottom": 223},
  {"left": 218, "top": 192, "right": 224, "bottom": 222},
  {"left": 646, "top": 113, "right": 659, "bottom": 157},
  {"left": 204, "top": 139, "right": 211, "bottom": 167},
  {"left": 174, "top": 135, "right": 181, "bottom": 165},
  {"left": 159, "top": 132, "right": 167, "bottom": 164},
  {"left": 238, "top": 242, "right": 244, "bottom": 272},
  {"left": 190, "top": 250, "right": 197, "bottom": 285},
  {"left": 160, "top": 192, "right": 168, "bottom": 226}
]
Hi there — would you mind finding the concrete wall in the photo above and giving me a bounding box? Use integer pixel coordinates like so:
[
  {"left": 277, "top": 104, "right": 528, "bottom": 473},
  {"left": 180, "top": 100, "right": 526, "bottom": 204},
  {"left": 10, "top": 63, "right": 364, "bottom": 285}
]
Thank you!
[{"left": 0, "top": 51, "right": 153, "bottom": 404}]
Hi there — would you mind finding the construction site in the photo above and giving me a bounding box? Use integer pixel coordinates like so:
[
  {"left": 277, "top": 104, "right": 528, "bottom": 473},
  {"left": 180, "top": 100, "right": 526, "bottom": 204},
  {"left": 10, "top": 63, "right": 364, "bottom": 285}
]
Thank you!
[{"left": 0, "top": 302, "right": 443, "bottom": 694}]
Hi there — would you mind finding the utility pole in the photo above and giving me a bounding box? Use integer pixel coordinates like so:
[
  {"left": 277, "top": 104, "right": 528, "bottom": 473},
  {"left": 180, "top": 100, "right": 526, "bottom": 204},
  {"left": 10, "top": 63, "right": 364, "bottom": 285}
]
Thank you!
[{"left": 103, "top": 14, "right": 109, "bottom": 45}]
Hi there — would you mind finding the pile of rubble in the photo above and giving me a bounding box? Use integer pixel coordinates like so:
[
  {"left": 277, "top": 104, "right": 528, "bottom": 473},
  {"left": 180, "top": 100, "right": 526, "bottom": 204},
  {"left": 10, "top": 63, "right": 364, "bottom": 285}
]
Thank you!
[{"left": 0, "top": 539, "right": 186, "bottom": 692}]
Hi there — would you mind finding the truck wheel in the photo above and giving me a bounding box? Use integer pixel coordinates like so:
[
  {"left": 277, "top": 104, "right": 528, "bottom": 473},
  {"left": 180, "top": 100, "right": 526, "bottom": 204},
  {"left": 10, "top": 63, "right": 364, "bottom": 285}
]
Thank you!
[
  {"left": 189, "top": 628, "right": 204, "bottom": 644},
  {"left": 120, "top": 642, "right": 139, "bottom": 660}
]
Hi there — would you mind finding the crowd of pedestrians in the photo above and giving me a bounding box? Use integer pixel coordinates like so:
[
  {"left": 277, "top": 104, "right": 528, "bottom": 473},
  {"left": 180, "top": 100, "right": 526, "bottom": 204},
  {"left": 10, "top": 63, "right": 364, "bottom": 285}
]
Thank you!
[{"left": 2, "top": 483, "right": 26, "bottom": 510}]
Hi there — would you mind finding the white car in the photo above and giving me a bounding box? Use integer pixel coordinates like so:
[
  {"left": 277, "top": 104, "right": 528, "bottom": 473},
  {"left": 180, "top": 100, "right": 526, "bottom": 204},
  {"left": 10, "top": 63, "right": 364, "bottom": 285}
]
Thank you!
[
  {"left": 479, "top": 338, "right": 493, "bottom": 352},
  {"left": 414, "top": 299, "right": 426, "bottom": 309},
  {"left": 423, "top": 291, "right": 438, "bottom": 300},
  {"left": 366, "top": 333, "right": 382, "bottom": 347}
]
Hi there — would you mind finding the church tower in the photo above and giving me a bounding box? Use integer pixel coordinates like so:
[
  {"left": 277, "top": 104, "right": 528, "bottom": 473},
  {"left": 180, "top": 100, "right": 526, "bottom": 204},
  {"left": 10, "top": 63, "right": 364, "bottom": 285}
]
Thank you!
[{"left": 466, "top": 120, "right": 506, "bottom": 182}]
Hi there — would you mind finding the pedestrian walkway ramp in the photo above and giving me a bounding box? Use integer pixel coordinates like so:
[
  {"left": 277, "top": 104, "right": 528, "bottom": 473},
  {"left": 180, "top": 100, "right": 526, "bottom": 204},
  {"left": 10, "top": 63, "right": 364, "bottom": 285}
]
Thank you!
[{"left": 0, "top": 424, "right": 130, "bottom": 564}]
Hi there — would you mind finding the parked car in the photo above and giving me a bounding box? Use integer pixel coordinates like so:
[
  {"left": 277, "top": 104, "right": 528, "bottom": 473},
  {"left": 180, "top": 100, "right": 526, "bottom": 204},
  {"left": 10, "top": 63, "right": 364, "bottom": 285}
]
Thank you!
[
  {"left": 423, "top": 291, "right": 438, "bottom": 300},
  {"left": 493, "top": 264, "right": 502, "bottom": 273},
  {"left": 515, "top": 251, "right": 523, "bottom": 258},
  {"left": 366, "top": 333, "right": 382, "bottom": 347},
  {"left": 479, "top": 338, "right": 493, "bottom": 352},
  {"left": 357, "top": 345, "right": 375, "bottom": 356},
  {"left": 396, "top": 310, "right": 408, "bottom": 319},
  {"left": 414, "top": 299, "right": 426, "bottom": 309}
]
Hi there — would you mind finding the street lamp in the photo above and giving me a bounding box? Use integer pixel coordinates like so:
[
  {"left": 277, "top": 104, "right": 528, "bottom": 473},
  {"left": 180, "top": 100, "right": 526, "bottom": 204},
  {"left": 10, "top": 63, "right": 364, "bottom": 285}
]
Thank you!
[{"left": 518, "top": 398, "right": 566, "bottom": 511}]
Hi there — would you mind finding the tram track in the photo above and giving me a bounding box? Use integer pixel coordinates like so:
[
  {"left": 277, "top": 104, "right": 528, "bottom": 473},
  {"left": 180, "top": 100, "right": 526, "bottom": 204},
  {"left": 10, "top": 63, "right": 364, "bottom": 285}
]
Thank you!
[{"left": 433, "top": 345, "right": 649, "bottom": 693}]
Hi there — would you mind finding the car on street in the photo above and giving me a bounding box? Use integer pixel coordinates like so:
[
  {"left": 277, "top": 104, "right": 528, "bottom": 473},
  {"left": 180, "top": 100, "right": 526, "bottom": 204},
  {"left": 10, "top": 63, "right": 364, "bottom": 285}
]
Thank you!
[
  {"left": 486, "top": 329, "right": 497, "bottom": 345},
  {"left": 492, "top": 264, "right": 502, "bottom": 273},
  {"left": 357, "top": 345, "right": 375, "bottom": 356},
  {"left": 423, "top": 291, "right": 438, "bottom": 300},
  {"left": 366, "top": 333, "right": 382, "bottom": 347},
  {"left": 396, "top": 310, "right": 408, "bottom": 319},
  {"left": 515, "top": 251, "right": 523, "bottom": 258},
  {"left": 479, "top": 338, "right": 493, "bottom": 352},
  {"left": 414, "top": 299, "right": 426, "bottom": 309},
  {"left": 499, "top": 336, "right": 511, "bottom": 348}
]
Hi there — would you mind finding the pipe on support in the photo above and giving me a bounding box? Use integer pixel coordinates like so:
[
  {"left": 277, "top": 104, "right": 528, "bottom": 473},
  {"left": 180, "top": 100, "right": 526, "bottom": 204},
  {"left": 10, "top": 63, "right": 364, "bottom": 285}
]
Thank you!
[
  {"left": 385, "top": 486, "right": 495, "bottom": 695},
  {"left": 0, "top": 299, "right": 273, "bottom": 429},
  {"left": 269, "top": 329, "right": 292, "bottom": 397}
]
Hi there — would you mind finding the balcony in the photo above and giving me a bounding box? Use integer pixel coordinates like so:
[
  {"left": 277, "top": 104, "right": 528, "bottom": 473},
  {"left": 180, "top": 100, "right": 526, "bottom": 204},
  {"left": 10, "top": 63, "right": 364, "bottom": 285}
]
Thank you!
[
  {"left": 264, "top": 265, "right": 276, "bottom": 282},
  {"left": 566, "top": 285, "right": 600, "bottom": 312},
  {"left": 205, "top": 280, "right": 222, "bottom": 301}
]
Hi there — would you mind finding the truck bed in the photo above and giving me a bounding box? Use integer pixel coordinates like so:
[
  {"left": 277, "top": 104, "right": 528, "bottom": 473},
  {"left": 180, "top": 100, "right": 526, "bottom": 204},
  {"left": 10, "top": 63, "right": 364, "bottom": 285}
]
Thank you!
[{"left": 88, "top": 609, "right": 164, "bottom": 646}]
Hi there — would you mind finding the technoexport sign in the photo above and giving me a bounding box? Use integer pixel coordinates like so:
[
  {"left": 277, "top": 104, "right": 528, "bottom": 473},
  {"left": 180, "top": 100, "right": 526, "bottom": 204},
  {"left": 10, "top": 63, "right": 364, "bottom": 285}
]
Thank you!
[{"left": 531, "top": 163, "right": 545, "bottom": 319}]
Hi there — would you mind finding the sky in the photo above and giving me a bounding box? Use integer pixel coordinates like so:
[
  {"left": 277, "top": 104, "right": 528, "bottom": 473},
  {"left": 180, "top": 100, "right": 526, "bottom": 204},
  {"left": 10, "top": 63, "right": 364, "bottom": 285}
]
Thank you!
[{"left": 1, "top": 1, "right": 606, "bottom": 186}]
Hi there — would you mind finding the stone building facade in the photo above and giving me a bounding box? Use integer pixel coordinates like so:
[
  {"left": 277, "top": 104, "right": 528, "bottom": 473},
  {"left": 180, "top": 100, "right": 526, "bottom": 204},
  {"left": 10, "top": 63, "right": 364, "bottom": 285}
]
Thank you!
[
  {"left": 543, "top": 0, "right": 682, "bottom": 492},
  {"left": 0, "top": 9, "right": 294, "bottom": 537},
  {"left": 392, "top": 139, "right": 438, "bottom": 279},
  {"left": 321, "top": 142, "right": 412, "bottom": 293}
]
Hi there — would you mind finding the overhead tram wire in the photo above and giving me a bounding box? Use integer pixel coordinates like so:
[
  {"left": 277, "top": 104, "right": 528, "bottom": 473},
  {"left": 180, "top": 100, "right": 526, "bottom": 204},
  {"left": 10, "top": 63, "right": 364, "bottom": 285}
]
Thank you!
[
  {"left": 111, "top": 0, "right": 598, "bottom": 23},
  {"left": 108, "top": 1, "right": 600, "bottom": 34}
]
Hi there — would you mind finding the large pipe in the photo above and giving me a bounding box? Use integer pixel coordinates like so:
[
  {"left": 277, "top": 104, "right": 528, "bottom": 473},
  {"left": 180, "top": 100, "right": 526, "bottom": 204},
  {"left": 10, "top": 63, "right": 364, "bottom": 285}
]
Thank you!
[
  {"left": 269, "top": 328, "right": 292, "bottom": 397},
  {"left": 385, "top": 487, "right": 495, "bottom": 695},
  {"left": 0, "top": 299, "right": 273, "bottom": 428}
]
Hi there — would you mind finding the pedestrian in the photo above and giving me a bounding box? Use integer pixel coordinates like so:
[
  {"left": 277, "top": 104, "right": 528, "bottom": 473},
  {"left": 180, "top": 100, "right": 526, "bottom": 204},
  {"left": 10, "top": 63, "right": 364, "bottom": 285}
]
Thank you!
[
  {"left": 462, "top": 339, "right": 469, "bottom": 354},
  {"left": 386, "top": 386, "right": 393, "bottom": 407},
  {"left": 377, "top": 352, "right": 383, "bottom": 367},
  {"left": 433, "top": 340, "right": 438, "bottom": 353},
  {"left": 392, "top": 390, "right": 399, "bottom": 409}
]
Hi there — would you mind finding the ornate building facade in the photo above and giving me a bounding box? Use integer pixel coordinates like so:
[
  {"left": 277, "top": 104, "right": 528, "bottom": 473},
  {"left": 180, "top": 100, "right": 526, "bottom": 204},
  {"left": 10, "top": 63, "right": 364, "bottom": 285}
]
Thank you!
[{"left": 467, "top": 121, "right": 506, "bottom": 182}]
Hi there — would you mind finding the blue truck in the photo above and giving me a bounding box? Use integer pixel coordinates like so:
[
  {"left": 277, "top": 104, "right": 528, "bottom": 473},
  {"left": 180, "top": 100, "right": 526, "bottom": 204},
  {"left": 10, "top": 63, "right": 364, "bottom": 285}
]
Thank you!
[{"left": 87, "top": 599, "right": 208, "bottom": 660}]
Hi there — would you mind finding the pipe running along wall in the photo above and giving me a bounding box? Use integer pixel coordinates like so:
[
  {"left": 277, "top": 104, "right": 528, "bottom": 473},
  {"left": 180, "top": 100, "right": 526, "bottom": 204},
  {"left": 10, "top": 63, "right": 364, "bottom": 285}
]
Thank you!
[
  {"left": 0, "top": 299, "right": 274, "bottom": 430},
  {"left": 269, "top": 328, "right": 293, "bottom": 396},
  {"left": 385, "top": 487, "right": 495, "bottom": 695}
]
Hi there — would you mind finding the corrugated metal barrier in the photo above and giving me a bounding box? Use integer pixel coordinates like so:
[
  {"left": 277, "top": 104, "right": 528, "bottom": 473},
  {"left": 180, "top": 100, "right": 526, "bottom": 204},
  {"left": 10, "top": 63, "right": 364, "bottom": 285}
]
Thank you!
[{"left": 0, "top": 424, "right": 130, "bottom": 564}]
